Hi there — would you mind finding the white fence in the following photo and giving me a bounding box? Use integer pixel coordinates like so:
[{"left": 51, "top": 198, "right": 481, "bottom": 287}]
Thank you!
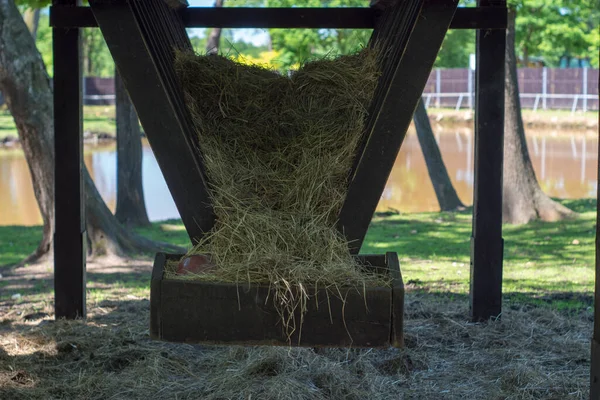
[{"left": 423, "top": 92, "right": 599, "bottom": 114}]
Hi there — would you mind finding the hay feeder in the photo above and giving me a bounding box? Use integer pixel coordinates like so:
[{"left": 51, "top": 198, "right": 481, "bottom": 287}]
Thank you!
[
  {"left": 85, "top": 0, "right": 460, "bottom": 348},
  {"left": 151, "top": 253, "right": 404, "bottom": 347}
]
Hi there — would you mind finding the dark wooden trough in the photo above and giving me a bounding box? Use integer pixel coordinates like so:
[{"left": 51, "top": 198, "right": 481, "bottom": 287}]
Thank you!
[{"left": 150, "top": 252, "right": 404, "bottom": 348}]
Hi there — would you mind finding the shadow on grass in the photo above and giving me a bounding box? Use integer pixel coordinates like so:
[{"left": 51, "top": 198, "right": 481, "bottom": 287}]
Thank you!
[
  {"left": 364, "top": 198, "right": 596, "bottom": 266},
  {"left": 404, "top": 287, "right": 593, "bottom": 315},
  {"left": 0, "top": 270, "right": 152, "bottom": 303}
]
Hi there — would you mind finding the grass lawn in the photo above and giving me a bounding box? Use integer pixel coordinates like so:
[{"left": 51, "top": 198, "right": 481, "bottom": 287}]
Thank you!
[
  {"left": 0, "top": 106, "right": 116, "bottom": 141},
  {"left": 1, "top": 198, "right": 595, "bottom": 310}
]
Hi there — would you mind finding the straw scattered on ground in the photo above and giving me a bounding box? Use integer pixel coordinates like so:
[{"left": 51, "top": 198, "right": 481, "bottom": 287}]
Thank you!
[{"left": 0, "top": 277, "right": 591, "bottom": 399}]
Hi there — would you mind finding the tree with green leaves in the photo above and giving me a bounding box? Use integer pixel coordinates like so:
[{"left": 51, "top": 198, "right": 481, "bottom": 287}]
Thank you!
[
  {"left": 513, "top": 0, "right": 599, "bottom": 67},
  {"left": 228, "top": 0, "right": 371, "bottom": 70}
]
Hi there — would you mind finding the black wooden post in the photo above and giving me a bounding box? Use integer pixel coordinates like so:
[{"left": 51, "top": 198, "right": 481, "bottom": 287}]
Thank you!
[
  {"left": 53, "top": 0, "right": 86, "bottom": 319},
  {"left": 469, "top": 0, "right": 506, "bottom": 321},
  {"left": 590, "top": 135, "right": 600, "bottom": 399}
]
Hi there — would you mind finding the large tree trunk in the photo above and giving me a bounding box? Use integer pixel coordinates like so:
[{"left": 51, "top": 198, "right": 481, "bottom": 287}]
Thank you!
[
  {"left": 502, "top": 8, "right": 574, "bottom": 224},
  {"left": 205, "top": 0, "right": 224, "bottom": 54},
  {"left": 413, "top": 98, "right": 465, "bottom": 211},
  {"left": 0, "top": 0, "right": 182, "bottom": 264},
  {"left": 114, "top": 68, "right": 151, "bottom": 228}
]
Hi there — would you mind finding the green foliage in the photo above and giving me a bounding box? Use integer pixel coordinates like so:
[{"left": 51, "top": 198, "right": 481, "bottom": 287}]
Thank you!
[
  {"left": 15, "top": 0, "right": 50, "bottom": 8},
  {"left": 189, "top": 29, "right": 270, "bottom": 58},
  {"left": 36, "top": 13, "right": 53, "bottom": 76},
  {"left": 435, "top": 29, "right": 475, "bottom": 68},
  {"left": 82, "top": 28, "right": 113, "bottom": 77},
  {"left": 510, "top": 0, "right": 599, "bottom": 67},
  {"left": 229, "top": 0, "right": 372, "bottom": 70},
  {"left": 16, "top": 0, "right": 600, "bottom": 80},
  {"left": 222, "top": 36, "right": 270, "bottom": 58},
  {"left": 23, "top": 10, "right": 113, "bottom": 77}
]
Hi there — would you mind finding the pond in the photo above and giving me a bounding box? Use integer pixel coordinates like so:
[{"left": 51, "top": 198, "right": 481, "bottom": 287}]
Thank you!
[{"left": 0, "top": 126, "right": 596, "bottom": 226}]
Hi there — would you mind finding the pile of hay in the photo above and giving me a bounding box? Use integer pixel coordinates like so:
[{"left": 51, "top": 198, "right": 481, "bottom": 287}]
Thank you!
[
  {"left": 0, "top": 291, "right": 591, "bottom": 399},
  {"left": 168, "top": 50, "right": 388, "bottom": 337}
]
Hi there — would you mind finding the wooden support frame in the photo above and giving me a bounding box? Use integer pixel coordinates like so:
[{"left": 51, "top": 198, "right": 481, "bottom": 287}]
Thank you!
[
  {"left": 469, "top": 0, "right": 506, "bottom": 322},
  {"left": 89, "top": 0, "right": 214, "bottom": 243},
  {"left": 53, "top": 0, "right": 86, "bottom": 319},
  {"left": 49, "top": 0, "right": 511, "bottom": 346},
  {"left": 338, "top": 0, "right": 459, "bottom": 253},
  {"left": 50, "top": 6, "right": 507, "bottom": 30}
]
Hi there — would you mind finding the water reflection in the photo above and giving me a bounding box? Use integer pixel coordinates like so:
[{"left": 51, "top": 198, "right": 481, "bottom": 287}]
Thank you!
[{"left": 1, "top": 128, "right": 597, "bottom": 226}]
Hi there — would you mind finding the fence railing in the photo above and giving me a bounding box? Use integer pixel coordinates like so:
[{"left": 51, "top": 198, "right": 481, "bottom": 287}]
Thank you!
[
  {"left": 6, "top": 67, "right": 594, "bottom": 111},
  {"left": 423, "top": 92, "right": 600, "bottom": 114},
  {"left": 423, "top": 67, "right": 599, "bottom": 112}
]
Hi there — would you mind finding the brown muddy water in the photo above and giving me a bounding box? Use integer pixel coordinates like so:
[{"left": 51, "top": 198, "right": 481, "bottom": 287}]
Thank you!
[{"left": 0, "top": 126, "right": 597, "bottom": 226}]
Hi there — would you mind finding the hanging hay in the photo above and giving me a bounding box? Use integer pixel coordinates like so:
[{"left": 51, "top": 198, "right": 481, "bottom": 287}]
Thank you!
[{"left": 167, "top": 49, "right": 388, "bottom": 340}]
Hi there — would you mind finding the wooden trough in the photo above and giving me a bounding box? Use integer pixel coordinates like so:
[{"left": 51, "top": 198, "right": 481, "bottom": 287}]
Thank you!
[{"left": 151, "top": 253, "right": 404, "bottom": 347}]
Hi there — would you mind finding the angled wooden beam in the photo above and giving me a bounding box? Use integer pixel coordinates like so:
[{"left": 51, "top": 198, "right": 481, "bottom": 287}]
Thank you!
[
  {"left": 89, "top": 0, "right": 214, "bottom": 243},
  {"left": 50, "top": 6, "right": 506, "bottom": 30},
  {"left": 53, "top": 0, "right": 86, "bottom": 319},
  {"left": 469, "top": 0, "right": 506, "bottom": 322},
  {"left": 338, "top": 0, "right": 459, "bottom": 253}
]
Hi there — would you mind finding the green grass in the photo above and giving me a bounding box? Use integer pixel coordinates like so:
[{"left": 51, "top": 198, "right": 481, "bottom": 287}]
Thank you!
[
  {"left": 363, "top": 198, "right": 596, "bottom": 311},
  {"left": 1, "top": 198, "right": 596, "bottom": 310},
  {"left": 0, "top": 106, "right": 116, "bottom": 140},
  {"left": 82, "top": 106, "right": 116, "bottom": 134},
  {"left": 0, "top": 225, "right": 43, "bottom": 266}
]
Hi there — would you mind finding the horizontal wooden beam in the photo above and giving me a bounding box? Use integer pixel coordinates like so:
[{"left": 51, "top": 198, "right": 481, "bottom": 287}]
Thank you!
[
  {"left": 50, "top": 6, "right": 506, "bottom": 30},
  {"left": 181, "top": 7, "right": 375, "bottom": 28}
]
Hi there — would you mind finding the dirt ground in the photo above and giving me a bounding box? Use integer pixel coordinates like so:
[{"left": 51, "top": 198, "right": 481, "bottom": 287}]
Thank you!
[{"left": 0, "top": 257, "right": 592, "bottom": 399}]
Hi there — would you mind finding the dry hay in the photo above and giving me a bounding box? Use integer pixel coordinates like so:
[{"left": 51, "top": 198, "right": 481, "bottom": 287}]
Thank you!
[
  {"left": 0, "top": 292, "right": 591, "bottom": 399},
  {"left": 168, "top": 49, "right": 388, "bottom": 339}
]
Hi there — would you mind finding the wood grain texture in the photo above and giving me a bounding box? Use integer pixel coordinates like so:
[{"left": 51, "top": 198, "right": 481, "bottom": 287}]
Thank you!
[
  {"left": 469, "top": 0, "right": 506, "bottom": 322},
  {"left": 591, "top": 97, "right": 600, "bottom": 398},
  {"left": 387, "top": 252, "right": 404, "bottom": 348},
  {"left": 151, "top": 254, "right": 403, "bottom": 348},
  {"left": 89, "top": 0, "right": 214, "bottom": 244},
  {"left": 339, "top": 0, "right": 459, "bottom": 254},
  {"left": 50, "top": 6, "right": 507, "bottom": 29},
  {"left": 53, "top": 0, "right": 86, "bottom": 320}
]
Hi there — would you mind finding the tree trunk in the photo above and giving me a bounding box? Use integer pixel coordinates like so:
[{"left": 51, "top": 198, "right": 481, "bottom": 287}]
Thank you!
[
  {"left": 22, "top": 8, "right": 39, "bottom": 40},
  {"left": 413, "top": 98, "right": 465, "bottom": 211},
  {"left": 0, "top": 0, "right": 182, "bottom": 265},
  {"left": 114, "top": 68, "right": 151, "bottom": 228},
  {"left": 502, "top": 8, "right": 574, "bottom": 224},
  {"left": 206, "top": 0, "right": 224, "bottom": 55}
]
